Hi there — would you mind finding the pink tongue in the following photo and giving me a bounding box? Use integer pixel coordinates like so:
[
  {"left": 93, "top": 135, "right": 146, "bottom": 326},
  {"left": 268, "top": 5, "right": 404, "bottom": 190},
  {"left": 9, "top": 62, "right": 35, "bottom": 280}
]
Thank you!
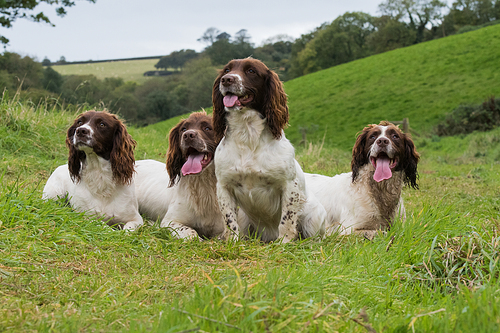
[
  {"left": 373, "top": 157, "right": 392, "bottom": 182},
  {"left": 223, "top": 95, "right": 241, "bottom": 107},
  {"left": 181, "top": 153, "right": 204, "bottom": 176}
]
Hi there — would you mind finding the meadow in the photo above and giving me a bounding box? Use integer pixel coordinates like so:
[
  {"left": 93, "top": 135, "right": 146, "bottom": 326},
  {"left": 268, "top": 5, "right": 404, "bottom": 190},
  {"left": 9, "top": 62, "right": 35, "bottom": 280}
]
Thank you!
[
  {"left": 2, "top": 26, "right": 500, "bottom": 332},
  {"left": 50, "top": 58, "right": 161, "bottom": 84}
]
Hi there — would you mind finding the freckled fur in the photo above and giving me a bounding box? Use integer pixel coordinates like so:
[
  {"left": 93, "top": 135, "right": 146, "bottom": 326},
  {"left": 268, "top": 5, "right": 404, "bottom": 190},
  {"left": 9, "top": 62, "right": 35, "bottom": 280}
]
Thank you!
[
  {"left": 212, "top": 58, "right": 326, "bottom": 242},
  {"left": 305, "top": 121, "right": 419, "bottom": 238}
]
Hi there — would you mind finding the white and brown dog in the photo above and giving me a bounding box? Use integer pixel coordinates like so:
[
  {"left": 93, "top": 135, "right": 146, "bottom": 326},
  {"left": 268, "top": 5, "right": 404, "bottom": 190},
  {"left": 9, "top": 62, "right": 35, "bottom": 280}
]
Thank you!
[
  {"left": 212, "top": 58, "right": 326, "bottom": 242},
  {"left": 305, "top": 121, "right": 420, "bottom": 239},
  {"left": 43, "top": 110, "right": 143, "bottom": 230},
  {"left": 134, "top": 112, "right": 226, "bottom": 240}
]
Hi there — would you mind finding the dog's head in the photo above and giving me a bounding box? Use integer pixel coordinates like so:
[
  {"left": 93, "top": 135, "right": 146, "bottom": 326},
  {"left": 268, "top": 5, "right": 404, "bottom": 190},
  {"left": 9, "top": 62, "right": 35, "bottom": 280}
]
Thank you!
[
  {"left": 66, "top": 110, "right": 136, "bottom": 185},
  {"left": 212, "top": 57, "right": 289, "bottom": 143},
  {"left": 351, "top": 121, "right": 420, "bottom": 189},
  {"left": 165, "top": 111, "right": 217, "bottom": 187}
]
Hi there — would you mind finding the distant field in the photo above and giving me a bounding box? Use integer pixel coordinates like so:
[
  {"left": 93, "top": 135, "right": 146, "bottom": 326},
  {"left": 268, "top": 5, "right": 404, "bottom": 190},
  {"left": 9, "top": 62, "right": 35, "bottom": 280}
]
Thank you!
[{"left": 50, "top": 58, "right": 161, "bottom": 84}]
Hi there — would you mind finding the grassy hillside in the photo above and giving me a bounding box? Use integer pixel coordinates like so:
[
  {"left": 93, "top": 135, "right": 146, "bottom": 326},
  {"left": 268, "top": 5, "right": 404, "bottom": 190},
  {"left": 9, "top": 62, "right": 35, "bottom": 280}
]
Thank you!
[
  {"left": 285, "top": 24, "right": 500, "bottom": 149},
  {"left": 51, "top": 58, "right": 161, "bottom": 84},
  {"left": 2, "top": 26, "right": 500, "bottom": 331}
]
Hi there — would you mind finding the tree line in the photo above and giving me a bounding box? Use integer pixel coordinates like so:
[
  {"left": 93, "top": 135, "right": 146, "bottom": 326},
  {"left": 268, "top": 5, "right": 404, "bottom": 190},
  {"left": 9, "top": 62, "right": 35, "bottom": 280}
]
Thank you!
[{"left": 1, "top": 0, "right": 499, "bottom": 126}]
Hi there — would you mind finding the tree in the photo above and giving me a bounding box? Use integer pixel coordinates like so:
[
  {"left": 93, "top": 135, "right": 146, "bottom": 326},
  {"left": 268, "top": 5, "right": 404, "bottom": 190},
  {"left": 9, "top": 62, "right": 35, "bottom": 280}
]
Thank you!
[
  {"left": 41, "top": 57, "right": 51, "bottom": 66},
  {"left": 155, "top": 49, "right": 198, "bottom": 70},
  {"left": 290, "top": 12, "right": 374, "bottom": 77},
  {"left": 201, "top": 28, "right": 254, "bottom": 65},
  {"left": 0, "top": 0, "right": 97, "bottom": 44},
  {"left": 379, "top": 0, "right": 447, "bottom": 43},
  {"left": 42, "top": 66, "right": 63, "bottom": 93},
  {"left": 197, "top": 27, "right": 220, "bottom": 45},
  {"left": 446, "top": 0, "right": 498, "bottom": 28},
  {"left": 367, "top": 15, "right": 416, "bottom": 53}
]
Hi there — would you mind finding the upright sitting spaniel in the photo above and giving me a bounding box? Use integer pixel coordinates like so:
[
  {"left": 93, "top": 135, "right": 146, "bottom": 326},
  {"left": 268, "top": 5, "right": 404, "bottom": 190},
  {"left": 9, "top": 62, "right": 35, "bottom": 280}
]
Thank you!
[
  {"left": 213, "top": 58, "right": 326, "bottom": 242},
  {"left": 134, "top": 112, "right": 225, "bottom": 240},
  {"left": 43, "top": 110, "right": 143, "bottom": 230},
  {"left": 305, "top": 121, "right": 420, "bottom": 239}
]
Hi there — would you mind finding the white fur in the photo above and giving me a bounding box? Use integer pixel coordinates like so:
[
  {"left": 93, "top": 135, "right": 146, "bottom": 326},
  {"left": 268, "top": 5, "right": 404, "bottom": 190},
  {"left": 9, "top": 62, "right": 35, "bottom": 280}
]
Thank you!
[
  {"left": 134, "top": 159, "right": 225, "bottom": 240},
  {"left": 305, "top": 166, "right": 406, "bottom": 237},
  {"left": 215, "top": 109, "right": 326, "bottom": 242},
  {"left": 43, "top": 153, "right": 144, "bottom": 230}
]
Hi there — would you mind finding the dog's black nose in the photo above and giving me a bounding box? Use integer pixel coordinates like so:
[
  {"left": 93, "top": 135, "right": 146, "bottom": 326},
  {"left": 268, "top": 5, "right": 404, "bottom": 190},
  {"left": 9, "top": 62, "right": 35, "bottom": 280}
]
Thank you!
[
  {"left": 221, "top": 74, "right": 236, "bottom": 86},
  {"left": 183, "top": 130, "right": 198, "bottom": 141},
  {"left": 376, "top": 137, "right": 389, "bottom": 146},
  {"left": 76, "top": 127, "right": 89, "bottom": 137}
]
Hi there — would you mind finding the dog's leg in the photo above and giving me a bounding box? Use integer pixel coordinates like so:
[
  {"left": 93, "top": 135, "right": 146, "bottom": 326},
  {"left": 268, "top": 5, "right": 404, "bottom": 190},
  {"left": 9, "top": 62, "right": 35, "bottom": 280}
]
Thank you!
[
  {"left": 278, "top": 179, "right": 303, "bottom": 243},
  {"left": 165, "top": 221, "right": 202, "bottom": 240},
  {"left": 217, "top": 184, "right": 240, "bottom": 241},
  {"left": 122, "top": 214, "right": 144, "bottom": 231}
]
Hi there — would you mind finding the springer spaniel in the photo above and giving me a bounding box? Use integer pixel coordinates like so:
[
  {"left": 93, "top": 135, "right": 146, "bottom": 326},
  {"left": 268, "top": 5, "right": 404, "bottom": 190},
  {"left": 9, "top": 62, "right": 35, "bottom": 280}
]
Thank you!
[
  {"left": 305, "top": 121, "right": 420, "bottom": 239},
  {"left": 134, "top": 112, "right": 225, "bottom": 240},
  {"left": 43, "top": 110, "right": 144, "bottom": 230},
  {"left": 213, "top": 58, "right": 326, "bottom": 242}
]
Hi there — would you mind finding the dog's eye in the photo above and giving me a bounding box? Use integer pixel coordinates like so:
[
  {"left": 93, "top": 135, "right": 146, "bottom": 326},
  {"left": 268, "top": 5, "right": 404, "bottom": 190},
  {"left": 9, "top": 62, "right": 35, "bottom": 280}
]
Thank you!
[
  {"left": 99, "top": 122, "right": 106, "bottom": 128},
  {"left": 77, "top": 120, "right": 83, "bottom": 125},
  {"left": 204, "top": 126, "right": 211, "bottom": 131},
  {"left": 392, "top": 134, "right": 399, "bottom": 140},
  {"left": 224, "top": 68, "right": 230, "bottom": 73},
  {"left": 181, "top": 127, "right": 187, "bottom": 132},
  {"left": 248, "top": 68, "right": 255, "bottom": 74},
  {"left": 370, "top": 135, "right": 377, "bottom": 140}
]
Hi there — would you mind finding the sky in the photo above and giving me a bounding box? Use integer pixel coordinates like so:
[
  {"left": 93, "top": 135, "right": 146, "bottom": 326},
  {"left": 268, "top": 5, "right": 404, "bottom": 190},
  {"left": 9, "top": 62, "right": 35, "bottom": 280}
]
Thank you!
[{"left": 2, "top": 0, "right": 384, "bottom": 62}]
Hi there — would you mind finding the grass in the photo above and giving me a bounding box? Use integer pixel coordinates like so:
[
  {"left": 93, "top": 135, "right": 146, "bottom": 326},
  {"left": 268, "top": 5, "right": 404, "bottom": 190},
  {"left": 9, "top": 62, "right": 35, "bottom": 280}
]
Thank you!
[
  {"left": 50, "top": 58, "right": 162, "bottom": 84},
  {"left": 2, "top": 26, "right": 500, "bottom": 331},
  {"left": 2, "top": 96, "right": 500, "bottom": 332},
  {"left": 285, "top": 24, "right": 500, "bottom": 149}
]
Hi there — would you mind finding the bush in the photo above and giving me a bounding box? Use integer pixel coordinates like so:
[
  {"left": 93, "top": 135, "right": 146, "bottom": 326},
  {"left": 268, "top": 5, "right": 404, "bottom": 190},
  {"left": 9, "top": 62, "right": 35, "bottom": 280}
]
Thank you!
[
  {"left": 436, "top": 96, "right": 500, "bottom": 136},
  {"left": 42, "top": 67, "right": 63, "bottom": 94}
]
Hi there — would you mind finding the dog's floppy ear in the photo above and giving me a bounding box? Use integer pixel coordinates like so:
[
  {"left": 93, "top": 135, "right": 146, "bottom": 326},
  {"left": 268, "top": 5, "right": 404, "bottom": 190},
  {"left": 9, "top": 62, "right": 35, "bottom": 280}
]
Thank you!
[
  {"left": 402, "top": 133, "right": 420, "bottom": 190},
  {"left": 110, "top": 117, "right": 136, "bottom": 186},
  {"left": 212, "top": 71, "right": 227, "bottom": 144},
  {"left": 351, "top": 125, "right": 373, "bottom": 183},
  {"left": 263, "top": 69, "right": 289, "bottom": 140},
  {"left": 66, "top": 120, "right": 85, "bottom": 183},
  {"left": 166, "top": 120, "right": 185, "bottom": 187}
]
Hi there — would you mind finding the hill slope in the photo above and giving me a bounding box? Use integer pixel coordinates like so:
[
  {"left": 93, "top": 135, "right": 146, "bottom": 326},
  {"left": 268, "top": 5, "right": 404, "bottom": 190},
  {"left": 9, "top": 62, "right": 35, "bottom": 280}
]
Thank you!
[
  {"left": 284, "top": 24, "right": 500, "bottom": 149},
  {"left": 51, "top": 58, "right": 160, "bottom": 84}
]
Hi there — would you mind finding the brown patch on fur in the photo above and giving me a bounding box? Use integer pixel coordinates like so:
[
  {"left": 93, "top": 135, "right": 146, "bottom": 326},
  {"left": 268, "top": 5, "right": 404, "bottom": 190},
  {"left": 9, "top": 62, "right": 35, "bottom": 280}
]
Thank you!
[
  {"left": 66, "top": 110, "right": 136, "bottom": 185},
  {"left": 212, "top": 58, "right": 289, "bottom": 143},
  {"left": 351, "top": 121, "right": 420, "bottom": 189},
  {"left": 165, "top": 111, "right": 217, "bottom": 187}
]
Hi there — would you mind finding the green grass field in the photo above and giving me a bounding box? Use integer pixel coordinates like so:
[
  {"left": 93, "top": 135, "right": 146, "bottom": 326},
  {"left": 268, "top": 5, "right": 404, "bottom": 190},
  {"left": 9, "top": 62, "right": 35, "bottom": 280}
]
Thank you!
[
  {"left": 50, "top": 58, "right": 161, "bottom": 84},
  {"left": 2, "top": 27, "right": 500, "bottom": 332},
  {"left": 285, "top": 24, "right": 500, "bottom": 149}
]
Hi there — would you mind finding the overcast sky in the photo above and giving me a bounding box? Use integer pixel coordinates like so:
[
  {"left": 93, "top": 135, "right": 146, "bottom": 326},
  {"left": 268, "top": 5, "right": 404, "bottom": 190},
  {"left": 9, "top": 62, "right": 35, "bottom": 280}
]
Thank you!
[{"left": 3, "top": 0, "right": 384, "bottom": 62}]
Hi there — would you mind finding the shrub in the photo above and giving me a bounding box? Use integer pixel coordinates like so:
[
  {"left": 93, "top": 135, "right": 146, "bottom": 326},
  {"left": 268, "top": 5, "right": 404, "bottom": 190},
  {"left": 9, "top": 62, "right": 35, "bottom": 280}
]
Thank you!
[{"left": 436, "top": 96, "right": 500, "bottom": 136}]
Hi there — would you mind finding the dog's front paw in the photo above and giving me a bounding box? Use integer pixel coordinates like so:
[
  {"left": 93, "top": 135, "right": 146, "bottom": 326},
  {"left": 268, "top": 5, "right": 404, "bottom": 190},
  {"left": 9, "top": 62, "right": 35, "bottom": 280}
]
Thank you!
[{"left": 122, "top": 221, "right": 141, "bottom": 231}]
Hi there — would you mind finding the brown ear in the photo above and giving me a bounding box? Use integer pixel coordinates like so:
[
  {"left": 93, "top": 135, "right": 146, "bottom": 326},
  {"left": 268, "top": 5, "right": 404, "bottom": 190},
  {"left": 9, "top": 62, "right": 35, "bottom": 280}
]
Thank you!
[
  {"left": 110, "top": 118, "right": 136, "bottom": 186},
  {"left": 351, "top": 126, "right": 371, "bottom": 182},
  {"left": 263, "top": 70, "right": 289, "bottom": 139},
  {"left": 402, "top": 134, "right": 420, "bottom": 189},
  {"left": 212, "top": 72, "right": 227, "bottom": 144},
  {"left": 66, "top": 124, "right": 84, "bottom": 183},
  {"left": 165, "top": 120, "right": 185, "bottom": 187}
]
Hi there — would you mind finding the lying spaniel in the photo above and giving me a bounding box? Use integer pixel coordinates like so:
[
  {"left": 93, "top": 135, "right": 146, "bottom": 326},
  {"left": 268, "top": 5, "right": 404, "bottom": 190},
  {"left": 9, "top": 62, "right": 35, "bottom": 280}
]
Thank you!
[
  {"left": 43, "top": 110, "right": 144, "bottom": 230},
  {"left": 213, "top": 58, "right": 326, "bottom": 242},
  {"left": 305, "top": 121, "right": 420, "bottom": 239},
  {"left": 134, "top": 112, "right": 225, "bottom": 240}
]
